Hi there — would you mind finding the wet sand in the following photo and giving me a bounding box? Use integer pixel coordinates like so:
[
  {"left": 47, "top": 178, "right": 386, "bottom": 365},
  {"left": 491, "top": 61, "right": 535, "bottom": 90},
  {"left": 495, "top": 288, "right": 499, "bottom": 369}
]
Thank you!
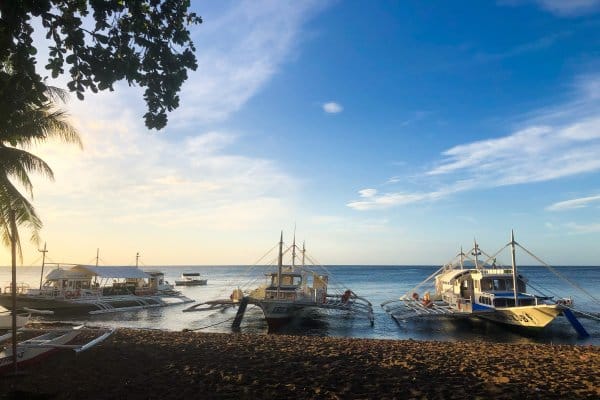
[{"left": 1, "top": 328, "right": 599, "bottom": 399}]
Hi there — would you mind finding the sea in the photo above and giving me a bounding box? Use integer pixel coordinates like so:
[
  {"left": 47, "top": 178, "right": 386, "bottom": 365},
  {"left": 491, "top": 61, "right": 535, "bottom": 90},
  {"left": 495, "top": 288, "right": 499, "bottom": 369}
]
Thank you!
[{"left": 1, "top": 265, "right": 599, "bottom": 345}]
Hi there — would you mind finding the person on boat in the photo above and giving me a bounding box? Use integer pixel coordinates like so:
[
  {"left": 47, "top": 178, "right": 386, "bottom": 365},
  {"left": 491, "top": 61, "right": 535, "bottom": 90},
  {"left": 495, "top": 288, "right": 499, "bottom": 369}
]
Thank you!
[
  {"left": 422, "top": 292, "right": 433, "bottom": 308},
  {"left": 341, "top": 289, "right": 353, "bottom": 303}
]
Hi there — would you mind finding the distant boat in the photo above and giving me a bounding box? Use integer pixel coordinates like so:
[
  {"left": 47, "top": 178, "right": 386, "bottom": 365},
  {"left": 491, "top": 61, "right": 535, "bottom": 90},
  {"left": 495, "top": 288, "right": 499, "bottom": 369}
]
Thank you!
[
  {"left": 185, "top": 232, "right": 374, "bottom": 331},
  {"left": 382, "top": 232, "right": 591, "bottom": 337},
  {"left": 174, "top": 273, "right": 207, "bottom": 286},
  {"left": 0, "top": 326, "right": 114, "bottom": 373},
  {"left": 0, "top": 263, "right": 194, "bottom": 315}
]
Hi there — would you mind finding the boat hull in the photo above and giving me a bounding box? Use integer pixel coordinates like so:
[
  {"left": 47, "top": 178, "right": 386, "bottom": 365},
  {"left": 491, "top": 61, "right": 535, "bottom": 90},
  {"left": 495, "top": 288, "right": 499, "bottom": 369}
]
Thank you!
[
  {"left": 174, "top": 280, "right": 207, "bottom": 286},
  {"left": 255, "top": 300, "right": 316, "bottom": 330},
  {"left": 0, "top": 330, "right": 80, "bottom": 373},
  {"left": 0, "top": 294, "right": 164, "bottom": 316},
  {"left": 479, "top": 304, "right": 563, "bottom": 328}
]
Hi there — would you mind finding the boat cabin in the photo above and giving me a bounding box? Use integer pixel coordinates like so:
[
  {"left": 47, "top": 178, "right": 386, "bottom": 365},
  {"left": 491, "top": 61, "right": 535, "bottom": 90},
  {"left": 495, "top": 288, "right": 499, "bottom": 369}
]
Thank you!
[
  {"left": 37, "top": 265, "right": 156, "bottom": 298},
  {"left": 263, "top": 270, "right": 328, "bottom": 302}
]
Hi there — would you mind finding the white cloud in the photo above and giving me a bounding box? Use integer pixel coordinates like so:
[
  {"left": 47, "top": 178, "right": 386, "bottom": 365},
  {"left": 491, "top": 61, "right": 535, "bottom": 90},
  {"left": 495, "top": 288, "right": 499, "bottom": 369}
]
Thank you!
[
  {"left": 546, "top": 195, "right": 600, "bottom": 211},
  {"left": 499, "top": 0, "right": 600, "bottom": 16},
  {"left": 26, "top": 91, "right": 298, "bottom": 233},
  {"left": 168, "top": 1, "right": 329, "bottom": 126},
  {"left": 348, "top": 74, "right": 600, "bottom": 211},
  {"left": 323, "top": 102, "right": 343, "bottom": 114},
  {"left": 358, "top": 189, "right": 377, "bottom": 198}
]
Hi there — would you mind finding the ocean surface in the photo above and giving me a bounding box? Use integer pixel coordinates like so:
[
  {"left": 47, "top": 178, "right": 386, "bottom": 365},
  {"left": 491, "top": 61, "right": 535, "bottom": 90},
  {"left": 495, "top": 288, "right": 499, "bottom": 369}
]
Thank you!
[{"left": 1, "top": 265, "right": 599, "bottom": 345}]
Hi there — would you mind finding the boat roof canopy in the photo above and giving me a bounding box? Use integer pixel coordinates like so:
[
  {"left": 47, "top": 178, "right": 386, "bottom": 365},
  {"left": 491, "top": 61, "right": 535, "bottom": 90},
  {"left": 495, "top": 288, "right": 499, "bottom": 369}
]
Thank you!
[{"left": 71, "top": 265, "right": 150, "bottom": 279}]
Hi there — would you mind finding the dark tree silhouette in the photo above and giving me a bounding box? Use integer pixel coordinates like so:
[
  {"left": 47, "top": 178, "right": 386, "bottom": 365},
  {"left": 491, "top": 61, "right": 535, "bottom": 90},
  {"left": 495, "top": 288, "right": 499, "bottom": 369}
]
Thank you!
[{"left": 0, "top": 1, "right": 202, "bottom": 130}]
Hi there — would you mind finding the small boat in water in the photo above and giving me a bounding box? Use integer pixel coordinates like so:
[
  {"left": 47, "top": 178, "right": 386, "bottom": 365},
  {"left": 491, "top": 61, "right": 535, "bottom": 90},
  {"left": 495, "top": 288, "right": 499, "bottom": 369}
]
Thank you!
[
  {"left": 382, "top": 232, "right": 593, "bottom": 337},
  {"left": 175, "top": 272, "right": 207, "bottom": 286},
  {"left": 0, "top": 326, "right": 114, "bottom": 373},
  {"left": 0, "top": 263, "right": 193, "bottom": 315},
  {"left": 185, "top": 232, "right": 374, "bottom": 331}
]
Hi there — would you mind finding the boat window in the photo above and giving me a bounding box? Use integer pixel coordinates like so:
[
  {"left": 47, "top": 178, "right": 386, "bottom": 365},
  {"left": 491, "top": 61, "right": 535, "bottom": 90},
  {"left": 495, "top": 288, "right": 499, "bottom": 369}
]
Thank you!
[
  {"left": 480, "top": 279, "right": 492, "bottom": 291},
  {"left": 293, "top": 276, "right": 302, "bottom": 286},
  {"left": 494, "top": 298, "right": 507, "bottom": 307},
  {"left": 492, "top": 279, "right": 506, "bottom": 291}
]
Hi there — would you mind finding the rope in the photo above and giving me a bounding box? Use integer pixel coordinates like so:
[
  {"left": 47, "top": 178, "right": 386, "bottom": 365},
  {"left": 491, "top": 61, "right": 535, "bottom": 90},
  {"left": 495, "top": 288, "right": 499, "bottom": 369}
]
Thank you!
[
  {"left": 187, "top": 316, "right": 236, "bottom": 331},
  {"left": 517, "top": 243, "right": 600, "bottom": 304},
  {"left": 566, "top": 306, "right": 600, "bottom": 322},
  {"left": 186, "top": 305, "right": 260, "bottom": 331}
]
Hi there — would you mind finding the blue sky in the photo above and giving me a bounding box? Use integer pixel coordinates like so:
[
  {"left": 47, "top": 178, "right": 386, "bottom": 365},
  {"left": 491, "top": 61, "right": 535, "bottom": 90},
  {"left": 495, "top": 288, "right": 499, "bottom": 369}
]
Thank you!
[{"left": 3, "top": 0, "right": 600, "bottom": 266}]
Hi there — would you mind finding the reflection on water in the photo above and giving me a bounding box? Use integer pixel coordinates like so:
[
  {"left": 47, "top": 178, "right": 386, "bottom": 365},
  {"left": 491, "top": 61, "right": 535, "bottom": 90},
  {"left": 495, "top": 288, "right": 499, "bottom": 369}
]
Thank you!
[{"left": 1, "top": 265, "right": 599, "bottom": 345}]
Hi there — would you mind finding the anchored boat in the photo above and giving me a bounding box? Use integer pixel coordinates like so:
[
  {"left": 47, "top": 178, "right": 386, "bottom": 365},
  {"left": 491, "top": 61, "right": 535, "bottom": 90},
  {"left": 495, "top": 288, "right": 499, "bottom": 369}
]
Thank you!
[
  {"left": 0, "top": 263, "right": 193, "bottom": 315},
  {"left": 185, "top": 232, "right": 374, "bottom": 331},
  {"left": 175, "top": 272, "right": 207, "bottom": 286},
  {"left": 382, "top": 232, "right": 595, "bottom": 337}
]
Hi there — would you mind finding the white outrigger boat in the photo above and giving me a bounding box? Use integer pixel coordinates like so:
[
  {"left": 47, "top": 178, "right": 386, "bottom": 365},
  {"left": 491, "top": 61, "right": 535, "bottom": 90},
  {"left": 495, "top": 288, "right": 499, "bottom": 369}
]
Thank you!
[
  {"left": 184, "top": 233, "right": 374, "bottom": 331},
  {"left": 382, "top": 232, "right": 594, "bottom": 337},
  {"left": 0, "top": 325, "right": 115, "bottom": 373},
  {"left": 0, "top": 263, "right": 193, "bottom": 316}
]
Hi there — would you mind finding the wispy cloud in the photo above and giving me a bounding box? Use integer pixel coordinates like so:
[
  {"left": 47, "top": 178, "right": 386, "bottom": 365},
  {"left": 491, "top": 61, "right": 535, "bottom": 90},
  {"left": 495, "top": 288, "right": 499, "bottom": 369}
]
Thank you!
[
  {"left": 546, "top": 195, "right": 600, "bottom": 211},
  {"left": 348, "top": 74, "right": 600, "bottom": 211},
  {"left": 565, "top": 222, "right": 600, "bottom": 234},
  {"left": 473, "top": 32, "right": 570, "bottom": 63},
  {"left": 400, "top": 110, "right": 431, "bottom": 126},
  {"left": 29, "top": 92, "right": 297, "bottom": 232},
  {"left": 169, "top": 0, "right": 330, "bottom": 126},
  {"left": 323, "top": 101, "right": 343, "bottom": 114},
  {"left": 498, "top": 0, "right": 600, "bottom": 17}
]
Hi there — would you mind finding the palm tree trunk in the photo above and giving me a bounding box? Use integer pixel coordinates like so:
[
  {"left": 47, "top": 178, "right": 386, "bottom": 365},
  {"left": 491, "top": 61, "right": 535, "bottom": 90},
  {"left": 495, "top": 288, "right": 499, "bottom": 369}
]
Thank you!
[{"left": 10, "top": 209, "right": 17, "bottom": 375}]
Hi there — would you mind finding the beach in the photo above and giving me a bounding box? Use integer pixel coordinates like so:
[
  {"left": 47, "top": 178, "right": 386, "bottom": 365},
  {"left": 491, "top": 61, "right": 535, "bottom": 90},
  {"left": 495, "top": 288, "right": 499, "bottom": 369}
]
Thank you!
[{"left": 1, "top": 328, "right": 598, "bottom": 399}]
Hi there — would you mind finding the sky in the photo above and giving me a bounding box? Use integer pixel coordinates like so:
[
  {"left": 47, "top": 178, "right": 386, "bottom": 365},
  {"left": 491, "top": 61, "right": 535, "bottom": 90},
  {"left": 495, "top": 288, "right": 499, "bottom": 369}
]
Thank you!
[{"left": 2, "top": 0, "right": 600, "bottom": 266}]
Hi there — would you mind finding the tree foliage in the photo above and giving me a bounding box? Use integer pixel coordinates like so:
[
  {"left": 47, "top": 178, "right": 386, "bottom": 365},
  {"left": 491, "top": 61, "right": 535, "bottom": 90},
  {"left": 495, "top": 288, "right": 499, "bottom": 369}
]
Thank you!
[{"left": 0, "top": 1, "right": 202, "bottom": 130}]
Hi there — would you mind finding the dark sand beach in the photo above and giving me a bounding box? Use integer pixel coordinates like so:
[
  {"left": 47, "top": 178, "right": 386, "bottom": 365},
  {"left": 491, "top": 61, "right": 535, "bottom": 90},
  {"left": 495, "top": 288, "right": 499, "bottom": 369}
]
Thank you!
[{"left": 1, "top": 328, "right": 599, "bottom": 399}]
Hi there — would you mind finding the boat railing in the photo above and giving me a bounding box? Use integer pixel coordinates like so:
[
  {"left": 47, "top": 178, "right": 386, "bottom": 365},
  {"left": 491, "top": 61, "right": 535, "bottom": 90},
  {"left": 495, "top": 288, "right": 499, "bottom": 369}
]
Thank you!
[{"left": 2, "top": 282, "right": 30, "bottom": 294}]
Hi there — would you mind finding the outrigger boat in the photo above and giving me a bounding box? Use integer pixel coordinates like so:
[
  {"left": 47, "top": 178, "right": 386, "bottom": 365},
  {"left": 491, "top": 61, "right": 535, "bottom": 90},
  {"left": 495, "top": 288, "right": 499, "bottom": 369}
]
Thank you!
[
  {"left": 382, "top": 232, "right": 595, "bottom": 337},
  {"left": 184, "top": 233, "right": 374, "bottom": 331},
  {"left": 0, "top": 263, "right": 193, "bottom": 316},
  {"left": 0, "top": 326, "right": 115, "bottom": 373}
]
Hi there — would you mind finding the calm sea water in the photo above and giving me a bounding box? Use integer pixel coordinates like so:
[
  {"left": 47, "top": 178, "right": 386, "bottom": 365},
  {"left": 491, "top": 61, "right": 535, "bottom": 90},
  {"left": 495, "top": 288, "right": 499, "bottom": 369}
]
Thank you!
[{"left": 1, "top": 265, "right": 599, "bottom": 345}]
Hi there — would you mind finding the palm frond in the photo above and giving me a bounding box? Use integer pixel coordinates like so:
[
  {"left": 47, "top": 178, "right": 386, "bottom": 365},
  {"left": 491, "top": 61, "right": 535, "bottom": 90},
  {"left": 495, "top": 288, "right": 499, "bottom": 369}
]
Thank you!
[
  {"left": 0, "top": 147, "right": 54, "bottom": 195},
  {"left": 0, "top": 175, "right": 42, "bottom": 259}
]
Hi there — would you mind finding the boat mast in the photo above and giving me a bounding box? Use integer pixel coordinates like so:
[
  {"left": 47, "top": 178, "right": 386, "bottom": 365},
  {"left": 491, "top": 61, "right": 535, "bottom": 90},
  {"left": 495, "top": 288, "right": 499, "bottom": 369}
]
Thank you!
[
  {"left": 302, "top": 241, "right": 306, "bottom": 267},
  {"left": 277, "top": 232, "right": 283, "bottom": 297},
  {"left": 510, "top": 230, "right": 519, "bottom": 307},
  {"left": 38, "top": 242, "right": 48, "bottom": 290},
  {"left": 473, "top": 239, "right": 480, "bottom": 270},
  {"left": 459, "top": 246, "right": 464, "bottom": 270},
  {"left": 292, "top": 230, "right": 296, "bottom": 269},
  {"left": 95, "top": 248, "right": 100, "bottom": 266},
  {"left": 136, "top": 252, "right": 140, "bottom": 268}
]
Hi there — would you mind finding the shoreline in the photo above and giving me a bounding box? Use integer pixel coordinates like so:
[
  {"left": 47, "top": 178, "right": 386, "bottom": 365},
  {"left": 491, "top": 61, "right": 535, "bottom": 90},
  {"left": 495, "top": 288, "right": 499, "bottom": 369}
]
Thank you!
[{"left": 1, "top": 328, "right": 598, "bottom": 399}]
